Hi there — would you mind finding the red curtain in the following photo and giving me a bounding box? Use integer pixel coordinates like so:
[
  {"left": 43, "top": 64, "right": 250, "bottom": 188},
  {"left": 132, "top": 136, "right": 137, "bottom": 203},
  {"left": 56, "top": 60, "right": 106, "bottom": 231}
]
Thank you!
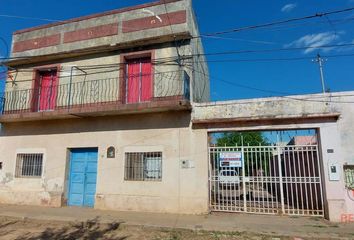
[
  {"left": 126, "top": 58, "right": 152, "bottom": 103},
  {"left": 141, "top": 59, "right": 152, "bottom": 102},
  {"left": 127, "top": 61, "right": 140, "bottom": 103}
]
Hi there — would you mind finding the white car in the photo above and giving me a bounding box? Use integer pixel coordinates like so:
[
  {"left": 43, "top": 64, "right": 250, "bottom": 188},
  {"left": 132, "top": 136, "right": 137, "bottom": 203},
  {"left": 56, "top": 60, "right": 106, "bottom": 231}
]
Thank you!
[
  {"left": 217, "top": 170, "right": 275, "bottom": 200},
  {"left": 219, "top": 169, "right": 240, "bottom": 184}
]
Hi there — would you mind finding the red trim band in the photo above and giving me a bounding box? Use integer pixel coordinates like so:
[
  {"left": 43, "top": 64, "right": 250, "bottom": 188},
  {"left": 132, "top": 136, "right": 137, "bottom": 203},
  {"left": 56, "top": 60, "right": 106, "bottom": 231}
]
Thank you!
[
  {"left": 122, "top": 10, "right": 187, "bottom": 33},
  {"left": 63, "top": 23, "right": 119, "bottom": 43},
  {"left": 13, "top": 34, "right": 61, "bottom": 53}
]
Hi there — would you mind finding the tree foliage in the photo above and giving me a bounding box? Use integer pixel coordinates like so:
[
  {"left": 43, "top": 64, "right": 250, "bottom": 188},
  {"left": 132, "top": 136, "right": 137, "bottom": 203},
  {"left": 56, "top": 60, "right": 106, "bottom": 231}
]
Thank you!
[{"left": 216, "top": 132, "right": 268, "bottom": 147}]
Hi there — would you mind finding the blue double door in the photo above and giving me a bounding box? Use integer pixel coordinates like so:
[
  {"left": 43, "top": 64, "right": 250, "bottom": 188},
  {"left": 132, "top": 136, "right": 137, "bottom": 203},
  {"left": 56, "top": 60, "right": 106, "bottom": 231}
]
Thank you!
[{"left": 68, "top": 148, "right": 98, "bottom": 207}]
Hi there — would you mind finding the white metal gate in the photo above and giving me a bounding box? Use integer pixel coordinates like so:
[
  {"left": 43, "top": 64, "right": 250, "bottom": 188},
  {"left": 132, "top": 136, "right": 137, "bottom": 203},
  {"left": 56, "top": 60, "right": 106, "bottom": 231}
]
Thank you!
[{"left": 209, "top": 145, "right": 324, "bottom": 216}]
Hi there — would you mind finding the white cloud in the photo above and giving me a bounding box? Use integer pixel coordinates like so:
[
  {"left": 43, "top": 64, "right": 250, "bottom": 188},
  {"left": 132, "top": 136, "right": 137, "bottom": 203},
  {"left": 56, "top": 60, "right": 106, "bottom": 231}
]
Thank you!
[
  {"left": 281, "top": 3, "right": 297, "bottom": 13},
  {"left": 285, "top": 32, "right": 343, "bottom": 54}
]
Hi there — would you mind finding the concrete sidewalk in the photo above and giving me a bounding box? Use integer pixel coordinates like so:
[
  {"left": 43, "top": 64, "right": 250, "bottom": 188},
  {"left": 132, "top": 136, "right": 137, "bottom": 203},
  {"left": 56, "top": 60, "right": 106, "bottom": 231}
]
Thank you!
[{"left": 0, "top": 204, "right": 353, "bottom": 239}]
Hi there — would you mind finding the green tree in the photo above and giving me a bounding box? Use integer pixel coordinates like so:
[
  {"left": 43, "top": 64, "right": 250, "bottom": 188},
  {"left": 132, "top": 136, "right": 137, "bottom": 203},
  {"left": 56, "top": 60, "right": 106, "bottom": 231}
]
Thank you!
[
  {"left": 216, "top": 132, "right": 270, "bottom": 175},
  {"left": 216, "top": 132, "right": 268, "bottom": 147}
]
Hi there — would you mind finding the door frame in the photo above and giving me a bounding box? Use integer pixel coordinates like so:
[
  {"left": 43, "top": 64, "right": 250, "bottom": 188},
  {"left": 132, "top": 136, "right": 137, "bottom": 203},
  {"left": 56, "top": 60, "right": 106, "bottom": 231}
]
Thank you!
[
  {"left": 66, "top": 147, "right": 99, "bottom": 208},
  {"left": 119, "top": 50, "right": 155, "bottom": 104}
]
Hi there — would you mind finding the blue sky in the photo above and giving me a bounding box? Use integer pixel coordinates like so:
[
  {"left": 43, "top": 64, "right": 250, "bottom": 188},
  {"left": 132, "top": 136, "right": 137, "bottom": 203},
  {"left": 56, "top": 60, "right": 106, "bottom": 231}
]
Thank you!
[{"left": 0, "top": 0, "right": 354, "bottom": 101}]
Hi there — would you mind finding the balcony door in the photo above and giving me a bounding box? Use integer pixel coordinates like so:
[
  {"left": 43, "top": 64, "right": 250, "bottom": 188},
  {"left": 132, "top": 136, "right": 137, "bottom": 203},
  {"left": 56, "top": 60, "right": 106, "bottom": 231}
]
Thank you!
[
  {"left": 126, "top": 57, "right": 152, "bottom": 103},
  {"left": 34, "top": 69, "right": 58, "bottom": 111}
]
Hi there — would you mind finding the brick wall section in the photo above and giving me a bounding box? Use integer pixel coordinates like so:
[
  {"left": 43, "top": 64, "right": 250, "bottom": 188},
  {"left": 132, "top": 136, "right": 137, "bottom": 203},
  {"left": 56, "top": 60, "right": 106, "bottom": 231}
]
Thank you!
[
  {"left": 122, "top": 10, "right": 186, "bottom": 33},
  {"left": 13, "top": 34, "right": 61, "bottom": 53},
  {"left": 63, "top": 23, "right": 119, "bottom": 43}
]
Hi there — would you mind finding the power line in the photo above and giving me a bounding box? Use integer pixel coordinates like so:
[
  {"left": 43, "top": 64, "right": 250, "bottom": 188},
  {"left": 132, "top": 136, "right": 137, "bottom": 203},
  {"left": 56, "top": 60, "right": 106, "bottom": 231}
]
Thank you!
[
  {"left": 1, "top": 6, "right": 353, "bottom": 35},
  {"left": 200, "top": 34, "right": 281, "bottom": 45},
  {"left": 198, "top": 43, "right": 354, "bottom": 57},
  {"left": 3, "top": 57, "right": 354, "bottom": 104},
  {"left": 0, "top": 6, "right": 352, "bottom": 102},
  {"left": 5, "top": 57, "right": 342, "bottom": 103},
  {"left": 183, "top": 64, "right": 354, "bottom": 104},
  {"left": 0, "top": 14, "right": 63, "bottom": 22},
  {"left": 5, "top": 4, "right": 346, "bottom": 37},
  {"left": 197, "top": 7, "right": 354, "bottom": 37},
  {"left": 0, "top": 7, "right": 353, "bottom": 63},
  {"left": 180, "top": 53, "right": 354, "bottom": 64},
  {"left": 3, "top": 63, "right": 182, "bottom": 83},
  {"left": 3, "top": 51, "right": 354, "bottom": 80},
  {"left": 3, "top": 59, "right": 180, "bottom": 74},
  {"left": 1, "top": 40, "right": 351, "bottom": 64},
  {"left": 201, "top": 16, "right": 354, "bottom": 38},
  {"left": 162, "top": 0, "right": 182, "bottom": 66},
  {"left": 0, "top": 5, "right": 353, "bottom": 65},
  {"left": 2, "top": 41, "right": 354, "bottom": 64},
  {"left": 3, "top": 52, "right": 354, "bottom": 78},
  {"left": 0, "top": 7, "right": 354, "bottom": 63}
]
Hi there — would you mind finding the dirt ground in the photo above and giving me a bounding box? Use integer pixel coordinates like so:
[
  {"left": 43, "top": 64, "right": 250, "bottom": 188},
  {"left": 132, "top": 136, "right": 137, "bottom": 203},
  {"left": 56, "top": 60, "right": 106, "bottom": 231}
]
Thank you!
[{"left": 0, "top": 216, "right": 346, "bottom": 240}]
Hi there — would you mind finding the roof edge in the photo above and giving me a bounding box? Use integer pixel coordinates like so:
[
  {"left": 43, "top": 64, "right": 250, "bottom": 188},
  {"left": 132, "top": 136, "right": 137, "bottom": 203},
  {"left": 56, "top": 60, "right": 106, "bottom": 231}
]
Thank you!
[
  {"left": 192, "top": 113, "right": 341, "bottom": 125},
  {"left": 191, "top": 113, "right": 341, "bottom": 130}
]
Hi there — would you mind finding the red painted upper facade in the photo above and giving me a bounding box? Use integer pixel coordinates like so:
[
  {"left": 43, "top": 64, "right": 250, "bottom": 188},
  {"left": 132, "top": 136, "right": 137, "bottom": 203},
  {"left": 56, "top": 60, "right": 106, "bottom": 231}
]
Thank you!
[
  {"left": 1, "top": 0, "right": 210, "bottom": 123},
  {"left": 10, "top": 0, "right": 192, "bottom": 60}
]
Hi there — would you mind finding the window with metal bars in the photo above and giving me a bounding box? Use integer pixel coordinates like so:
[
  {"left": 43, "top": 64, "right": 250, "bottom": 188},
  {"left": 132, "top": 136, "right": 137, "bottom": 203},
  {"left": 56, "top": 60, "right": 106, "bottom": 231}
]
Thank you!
[
  {"left": 344, "top": 165, "right": 354, "bottom": 190},
  {"left": 124, "top": 152, "right": 162, "bottom": 181},
  {"left": 15, "top": 153, "right": 43, "bottom": 178}
]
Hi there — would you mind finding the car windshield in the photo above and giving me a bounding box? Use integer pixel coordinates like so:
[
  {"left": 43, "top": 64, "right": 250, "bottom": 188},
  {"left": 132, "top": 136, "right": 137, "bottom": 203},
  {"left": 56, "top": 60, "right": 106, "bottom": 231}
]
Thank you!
[{"left": 221, "top": 170, "right": 238, "bottom": 176}]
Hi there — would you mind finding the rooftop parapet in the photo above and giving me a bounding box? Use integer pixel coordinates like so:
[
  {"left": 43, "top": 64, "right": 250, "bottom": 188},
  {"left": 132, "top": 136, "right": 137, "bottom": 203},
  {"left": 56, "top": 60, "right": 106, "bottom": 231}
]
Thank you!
[{"left": 9, "top": 0, "right": 192, "bottom": 66}]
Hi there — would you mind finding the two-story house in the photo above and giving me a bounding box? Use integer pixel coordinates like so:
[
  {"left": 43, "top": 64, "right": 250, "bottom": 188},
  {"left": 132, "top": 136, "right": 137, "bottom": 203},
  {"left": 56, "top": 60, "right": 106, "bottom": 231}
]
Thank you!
[{"left": 0, "top": 0, "right": 210, "bottom": 214}]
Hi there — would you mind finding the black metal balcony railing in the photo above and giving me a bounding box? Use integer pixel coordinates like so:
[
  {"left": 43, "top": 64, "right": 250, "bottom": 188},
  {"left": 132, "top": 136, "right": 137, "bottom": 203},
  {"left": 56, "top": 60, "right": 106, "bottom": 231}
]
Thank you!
[{"left": 1, "top": 70, "right": 190, "bottom": 115}]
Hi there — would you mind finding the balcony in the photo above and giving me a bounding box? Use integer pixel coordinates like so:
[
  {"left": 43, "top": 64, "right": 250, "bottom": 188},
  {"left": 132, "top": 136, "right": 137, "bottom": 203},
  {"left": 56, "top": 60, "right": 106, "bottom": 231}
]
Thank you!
[{"left": 0, "top": 70, "right": 191, "bottom": 122}]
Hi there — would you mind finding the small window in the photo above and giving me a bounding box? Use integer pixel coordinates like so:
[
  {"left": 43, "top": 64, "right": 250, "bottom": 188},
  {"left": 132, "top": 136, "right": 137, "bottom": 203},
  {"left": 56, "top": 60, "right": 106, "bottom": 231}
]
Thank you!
[
  {"left": 125, "top": 152, "right": 162, "bottom": 181},
  {"left": 15, "top": 153, "right": 43, "bottom": 178}
]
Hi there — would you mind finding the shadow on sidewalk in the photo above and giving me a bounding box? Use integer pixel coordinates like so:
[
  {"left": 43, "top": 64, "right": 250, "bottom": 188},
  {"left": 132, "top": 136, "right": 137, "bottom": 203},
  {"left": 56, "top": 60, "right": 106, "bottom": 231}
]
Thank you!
[{"left": 16, "top": 217, "right": 127, "bottom": 240}]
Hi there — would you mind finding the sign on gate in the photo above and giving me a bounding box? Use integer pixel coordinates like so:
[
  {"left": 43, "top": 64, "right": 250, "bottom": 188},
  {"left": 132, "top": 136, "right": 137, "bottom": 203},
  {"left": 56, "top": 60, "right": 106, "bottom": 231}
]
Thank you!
[{"left": 219, "top": 152, "right": 242, "bottom": 167}]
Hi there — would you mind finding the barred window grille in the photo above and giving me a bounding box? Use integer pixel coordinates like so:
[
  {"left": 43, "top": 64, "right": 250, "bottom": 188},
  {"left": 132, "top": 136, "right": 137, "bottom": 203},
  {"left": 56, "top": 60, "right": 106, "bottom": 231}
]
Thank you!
[
  {"left": 125, "top": 152, "right": 162, "bottom": 181},
  {"left": 15, "top": 153, "right": 43, "bottom": 178},
  {"left": 344, "top": 165, "right": 354, "bottom": 190}
]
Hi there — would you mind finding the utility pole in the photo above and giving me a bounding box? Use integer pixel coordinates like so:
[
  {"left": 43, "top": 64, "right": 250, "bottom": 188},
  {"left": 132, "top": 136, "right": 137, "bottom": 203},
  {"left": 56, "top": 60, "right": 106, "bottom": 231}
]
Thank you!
[{"left": 312, "top": 54, "right": 327, "bottom": 94}]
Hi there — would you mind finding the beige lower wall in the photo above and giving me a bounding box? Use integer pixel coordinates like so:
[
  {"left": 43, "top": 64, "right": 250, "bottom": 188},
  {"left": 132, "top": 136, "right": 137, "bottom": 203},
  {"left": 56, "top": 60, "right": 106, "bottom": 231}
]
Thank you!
[
  {"left": 1, "top": 97, "right": 353, "bottom": 221},
  {"left": 0, "top": 111, "right": 209, "bottom": 214}
]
